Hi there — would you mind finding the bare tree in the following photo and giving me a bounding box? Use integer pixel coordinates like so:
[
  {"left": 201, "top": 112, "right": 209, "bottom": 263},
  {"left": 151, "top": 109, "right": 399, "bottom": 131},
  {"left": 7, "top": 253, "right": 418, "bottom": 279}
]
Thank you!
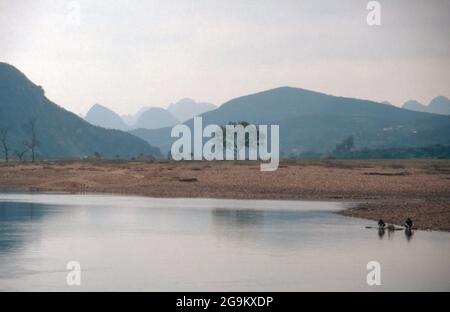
[
  {"left": 24, "top": 118, "right": 40, "bottom": 162},
  {"left": 0, "top": 127, "right": 9, "bottom": 162},
  {"left": 14, "top": 145, "right": 29, "bottom": 161}
]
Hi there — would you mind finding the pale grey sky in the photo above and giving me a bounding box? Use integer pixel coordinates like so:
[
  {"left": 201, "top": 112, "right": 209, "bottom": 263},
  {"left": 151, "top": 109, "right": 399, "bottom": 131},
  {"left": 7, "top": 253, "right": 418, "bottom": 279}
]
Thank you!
[{"left": 1, "top": 0, "right": 449, "bottom": 115}]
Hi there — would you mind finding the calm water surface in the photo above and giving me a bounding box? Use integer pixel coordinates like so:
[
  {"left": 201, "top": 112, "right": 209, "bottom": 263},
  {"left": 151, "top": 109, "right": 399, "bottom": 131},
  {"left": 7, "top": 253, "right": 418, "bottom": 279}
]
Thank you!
[{"left": 0, "top": 193, "right": 449, "bottom": 291}]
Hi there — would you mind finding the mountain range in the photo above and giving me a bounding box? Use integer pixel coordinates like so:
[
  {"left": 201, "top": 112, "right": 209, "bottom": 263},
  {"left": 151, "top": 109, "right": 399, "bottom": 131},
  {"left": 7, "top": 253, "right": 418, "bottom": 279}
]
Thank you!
[
  {"left": 134, "top": 107, "right": 179, "bottom": 129},
  {"left": 402, "top": 97, "right": 450, "bottom": 115},
  {"left": 0, "top": 63, "right": 161, "bottom": 160},
  {"left": 168, "top": 98, "right": 216, "bottom": 122},
  {"left": 2, "top": 62, "right": 449, "bottom": 160},
  {"left": 85, "top": 104, "right": 129, "bottom": 131},
  {"left": 130, "top": 87, "right": 450, "bottom": 157},
  {"left": 84, "top": 99, "right": 216, "bottom": 131}
]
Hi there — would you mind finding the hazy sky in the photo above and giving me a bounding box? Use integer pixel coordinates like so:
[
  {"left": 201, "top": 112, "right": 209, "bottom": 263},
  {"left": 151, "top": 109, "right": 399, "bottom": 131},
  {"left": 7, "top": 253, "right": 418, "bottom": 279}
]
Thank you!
[{"left": 1, "top": 0, "right": 449, "bottom": 115}]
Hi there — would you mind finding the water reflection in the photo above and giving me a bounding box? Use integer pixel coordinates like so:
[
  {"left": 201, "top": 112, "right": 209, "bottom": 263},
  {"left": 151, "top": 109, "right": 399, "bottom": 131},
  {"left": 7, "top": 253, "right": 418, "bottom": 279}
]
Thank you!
[
  {"left": 404, "top": 229, "right": 414, "bottom": 242},
  {"left": 0, "top": 201, "right": 54, "bottom": 253},
  {"left": 0, "top": 201, "right": 49, "bottom": 222},
  {"left": 0, "top": 194, "right": 449, "bottom": 291},
  {"left": 209, "top": 208, "right": 330, "bottom": 246},
  {"left": 375, "top": 226, "right": 414, "bottom": 242},
  {"left": 377, "top": 228, "right": 385, "bottom": 239},
  {"left": 210, "top": 209, "right": 267, "bottom": 244},
  {"left": 212, "top": 209, "right": 265, "bottom": 227}
]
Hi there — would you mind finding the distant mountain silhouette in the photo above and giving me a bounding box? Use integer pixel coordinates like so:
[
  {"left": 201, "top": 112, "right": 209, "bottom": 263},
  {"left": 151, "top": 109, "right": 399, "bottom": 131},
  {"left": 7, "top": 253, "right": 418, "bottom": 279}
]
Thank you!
[
  {"left": 168, "top": 98, "right": 216, "bottom": 122},
  {"left": 85, "top": 104, "right": 129, "bottom": 130},
  {"left": 403, "top": 100, "right": 428, "bottom": 113},
  {"left": 428, "top": 96, "right": 450, "bottom": 115},
  {"left": 130, "top": 87, "right": 450, "bottom": 156},
  {"left": 120, "top": 99, "right": 215, "bottom": 129},
  {"left": 0, "top": 63, "right": 161, "bottom": 160},
  {"left": 402, "top": 97, "right": 450, "bottom": 116},
  {"left": 134, "top": 107, "right": 179, "bottom": 129},
  {"left": 122, "top": 106, "right": 152, "bottom": 126}
]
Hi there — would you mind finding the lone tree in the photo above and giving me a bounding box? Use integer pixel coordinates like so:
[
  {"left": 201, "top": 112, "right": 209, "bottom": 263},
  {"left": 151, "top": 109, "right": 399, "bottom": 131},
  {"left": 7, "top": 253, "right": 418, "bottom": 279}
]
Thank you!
[
  {"left": 0, "top": 127, "right": 9, "bottom": 162},
  {"left": 220, "top": 121, "right": 264, "bottom": 159},
  {"left": 24, "top": 118, "right": 40, "bottom": 162}
]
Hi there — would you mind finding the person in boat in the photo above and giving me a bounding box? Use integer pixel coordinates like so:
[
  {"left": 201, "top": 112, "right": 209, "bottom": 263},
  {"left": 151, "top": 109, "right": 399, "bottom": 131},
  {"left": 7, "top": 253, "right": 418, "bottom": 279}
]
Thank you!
[
  {"left": 404, "top": 217, "right": 413, "bottom": 230},
  {"left": 378, "top": 219, "right": 386, "bottom": 229}
]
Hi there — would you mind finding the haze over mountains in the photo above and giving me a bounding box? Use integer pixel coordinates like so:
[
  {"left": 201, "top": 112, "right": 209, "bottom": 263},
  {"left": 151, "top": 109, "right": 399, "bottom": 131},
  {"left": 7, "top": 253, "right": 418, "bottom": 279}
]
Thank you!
[
  {"left": 84, "top": 99, "right": 216, "bottom": 131},
  {"left": 402, "top": 97, "right": 450, "bottom": 115},
  {"left": 131, "top": 87, "right": 450, "bottom": 157},
  {"left": 85, "top": 104, "right": 129, "bottom": 131},
  {"left": 168, "top": 98, "right": 216, "bottom": 122},
  {"left": 1, "top": 62, "right": 450, "bottom": 161},
  {"left": 0, "top": 63, "right": 160, "bottom": 160},
  {"left": 121, "top": 106, "right": 152, "bottom": 126},
  {"left": 134, "top": 107, "right": 179, "bottom": 130}
]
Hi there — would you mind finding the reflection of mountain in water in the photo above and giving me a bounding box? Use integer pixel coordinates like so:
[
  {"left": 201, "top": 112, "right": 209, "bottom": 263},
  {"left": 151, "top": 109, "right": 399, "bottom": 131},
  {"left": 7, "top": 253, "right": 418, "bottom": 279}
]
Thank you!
[{"left": 0, "top": 201, "right": 55, "bottom": 253}]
